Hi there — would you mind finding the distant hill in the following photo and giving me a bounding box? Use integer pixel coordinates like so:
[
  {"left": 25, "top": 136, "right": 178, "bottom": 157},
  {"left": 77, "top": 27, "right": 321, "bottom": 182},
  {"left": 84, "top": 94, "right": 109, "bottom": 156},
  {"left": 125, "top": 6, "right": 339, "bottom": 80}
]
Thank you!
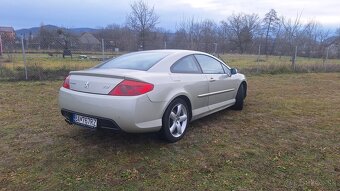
[
  {"left": 67, "top": 27, "right": 99, "bottom": 34},
  {"left": 15, "top": 25, "right": 99, "bottom": 36}
]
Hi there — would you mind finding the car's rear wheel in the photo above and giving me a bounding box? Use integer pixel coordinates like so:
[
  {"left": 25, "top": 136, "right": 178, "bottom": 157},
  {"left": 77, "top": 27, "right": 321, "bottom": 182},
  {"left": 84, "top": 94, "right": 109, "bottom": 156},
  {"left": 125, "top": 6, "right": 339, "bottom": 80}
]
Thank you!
[
  {"left": 161, "top": 98, "right": 189, "bottom": 143},
  {"left": 231, "top": 84, "right": 245, "bottom": 110}
]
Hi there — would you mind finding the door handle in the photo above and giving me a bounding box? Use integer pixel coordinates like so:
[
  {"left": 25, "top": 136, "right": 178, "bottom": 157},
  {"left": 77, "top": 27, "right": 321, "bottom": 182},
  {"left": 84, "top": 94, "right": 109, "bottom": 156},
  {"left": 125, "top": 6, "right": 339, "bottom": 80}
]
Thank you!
[{"left": 209, "top": 78, "right": 216, "bottom": 82}]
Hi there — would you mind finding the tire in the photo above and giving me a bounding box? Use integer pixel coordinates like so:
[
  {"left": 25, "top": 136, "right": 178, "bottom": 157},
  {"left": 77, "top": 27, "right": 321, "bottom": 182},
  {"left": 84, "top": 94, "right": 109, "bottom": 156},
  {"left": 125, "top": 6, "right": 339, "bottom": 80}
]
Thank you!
[
  {"left": 231, "top": 84, "right": 245, "bottom": 110},
  {"left": 160, "top": 98, "right": 189, "bottom": 143}
]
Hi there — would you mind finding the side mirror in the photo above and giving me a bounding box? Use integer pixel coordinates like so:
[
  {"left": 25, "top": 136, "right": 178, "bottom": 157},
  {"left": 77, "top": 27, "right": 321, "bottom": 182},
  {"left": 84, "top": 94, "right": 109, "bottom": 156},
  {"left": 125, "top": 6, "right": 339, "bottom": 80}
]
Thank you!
[{"left": 230, "top": 68, "right": 238, "bottom": 75}]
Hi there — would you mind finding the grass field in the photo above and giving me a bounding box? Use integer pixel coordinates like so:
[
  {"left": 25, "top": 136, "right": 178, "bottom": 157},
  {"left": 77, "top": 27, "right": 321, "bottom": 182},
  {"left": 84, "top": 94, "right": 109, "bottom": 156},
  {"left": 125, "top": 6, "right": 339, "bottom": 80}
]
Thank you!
[
  {"left": 1, "top": 73, "right": 339, "bottom": 190},
  {"left": 1, "top": 53, "right": 340, "bottom": 81},
  {"left": 221, "top": 54, "right": 340, "bottom": 68},
  {"left": 0, "top": 53, "right": 102, "bottom": 70},
  {"left": 1, "top": 52, "right": 340, "bottom": 71}
]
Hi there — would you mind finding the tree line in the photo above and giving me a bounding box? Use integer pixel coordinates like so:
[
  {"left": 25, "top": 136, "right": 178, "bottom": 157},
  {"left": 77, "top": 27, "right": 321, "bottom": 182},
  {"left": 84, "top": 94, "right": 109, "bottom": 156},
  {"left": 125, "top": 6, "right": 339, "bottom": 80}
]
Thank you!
[{"left": 32, "top": 0, "right": 340, "bottom": 58}]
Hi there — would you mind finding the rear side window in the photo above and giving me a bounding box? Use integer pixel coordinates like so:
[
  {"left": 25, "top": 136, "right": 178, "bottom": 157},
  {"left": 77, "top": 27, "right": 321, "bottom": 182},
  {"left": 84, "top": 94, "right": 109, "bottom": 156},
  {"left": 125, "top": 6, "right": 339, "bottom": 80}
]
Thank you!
[
  {"left": 195, "top": 54, "right": 224, "bottom": 74},
  {"left": 96, "top": 52, "right": 169, "bottom": 71},
  {"left": 171, "top": 55, "right": 201, "bottom": 73}
]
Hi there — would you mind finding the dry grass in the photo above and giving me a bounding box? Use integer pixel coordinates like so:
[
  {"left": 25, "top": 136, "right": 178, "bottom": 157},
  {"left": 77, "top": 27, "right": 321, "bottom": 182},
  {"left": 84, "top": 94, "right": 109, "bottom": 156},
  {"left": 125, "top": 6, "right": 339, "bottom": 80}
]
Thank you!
[
  {"left": 0, "top": 53, "right": 103, "bottom": 80},
  {"left": 0, "top": 73, "right": 339, "bottom": 190},
  {"left": 221, "top": 54, "right": 340, "bottom": 69},
  {"left": 0, "top": 53, "right": 101, "bottom": 70}
]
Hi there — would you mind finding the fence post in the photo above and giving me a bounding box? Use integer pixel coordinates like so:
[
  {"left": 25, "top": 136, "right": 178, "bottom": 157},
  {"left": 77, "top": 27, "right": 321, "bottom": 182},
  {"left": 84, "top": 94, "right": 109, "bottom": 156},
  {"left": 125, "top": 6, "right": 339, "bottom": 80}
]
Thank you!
[
  {"left": 257, "top": 45, "right": 261, "bottom": 73},
  {"left": 292, "top": 46, "right": 297, "bottom": 71},
  {"left": 0, "top": 34, "right": 2, "bottom": 56},
  {"left": 164, "top": 41, "right": 167, "bottom": 49},
  {"left": 323, "top": 46, "right": 329, "bottom": 71},
  {"left": 102, "top": 38, "right": 105, "bottom": 61},
  {"left": 21, "top": 35, "right": 28, "bottom": 80}
]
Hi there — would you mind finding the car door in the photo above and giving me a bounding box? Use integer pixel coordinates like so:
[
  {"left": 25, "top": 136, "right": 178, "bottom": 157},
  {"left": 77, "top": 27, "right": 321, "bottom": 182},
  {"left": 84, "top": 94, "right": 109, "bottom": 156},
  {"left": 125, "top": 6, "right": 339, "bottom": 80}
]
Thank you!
[
  {"left": 170, "top": 55, "right": 210, "bottom": 117},
  {"left": 194, "top": 54, "right": 237, "bottom": 111}
]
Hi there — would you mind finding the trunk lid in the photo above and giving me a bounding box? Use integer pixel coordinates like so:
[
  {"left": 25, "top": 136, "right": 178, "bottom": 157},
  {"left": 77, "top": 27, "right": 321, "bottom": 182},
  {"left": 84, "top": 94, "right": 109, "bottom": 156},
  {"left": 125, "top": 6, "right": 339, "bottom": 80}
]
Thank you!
[{"left": 68, "top": 68, "right": 146, "bottom": 94}]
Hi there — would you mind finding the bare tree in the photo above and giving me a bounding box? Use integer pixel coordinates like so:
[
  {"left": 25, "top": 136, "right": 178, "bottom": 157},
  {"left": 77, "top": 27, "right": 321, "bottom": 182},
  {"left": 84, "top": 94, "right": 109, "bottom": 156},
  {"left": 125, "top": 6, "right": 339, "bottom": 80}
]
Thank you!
[
  {"left": 262, "top": 9, "right": 280, "bottom": 56},
  {"left": 38, "top": 24, "right": 54, "bottom": 50},
  {"left": 221, "top": 13, "right": 260, "bottom": 54},
  {"left": 281, "top": 13, "right": 302, "bottom": 53},
  {"left": 127, "top": 0, "right": 159, "bottom": 50},
  {"left": 94, "top": 24, "right": 136, "bottom": 51},
  {"left": 317, "top": 28, "right": 330, "bottom": 60},
  {"left": 175, "top": 17, "right": 198, "bottom": 50},
  {"left": 336, "top": 27, "right": 340, "bottom": 38},
  {"left": 172, "top": 28, "right": 187, "bottom": 49},
  {"left": 191, "top": 22, "right": 203, "bottom": 50},
  {"left": 200, "top": 20, "right": 218, "bottom": 52},
  {"left": 300, "top": 21, "right": 329, "bottom": 58},
  {"left": 280, "top": 13, "right": 304, "bottom": 68},
  {"left": 336, "top": 27, "right": 340, "bottom": 58}
]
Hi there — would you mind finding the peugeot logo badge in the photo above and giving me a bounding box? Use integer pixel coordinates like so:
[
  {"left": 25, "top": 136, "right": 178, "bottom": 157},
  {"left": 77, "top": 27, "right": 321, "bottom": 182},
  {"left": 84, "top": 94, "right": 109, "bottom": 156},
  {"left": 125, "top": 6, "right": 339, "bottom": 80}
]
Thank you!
[{"left": 84, "top": 81, "right": 90, "bottom": 88}]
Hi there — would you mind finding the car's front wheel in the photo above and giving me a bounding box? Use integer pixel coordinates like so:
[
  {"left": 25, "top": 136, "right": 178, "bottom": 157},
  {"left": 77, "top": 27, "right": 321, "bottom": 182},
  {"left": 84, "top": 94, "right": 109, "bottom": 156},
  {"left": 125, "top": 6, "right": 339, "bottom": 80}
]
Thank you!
[
  {"left": 161, "top": 98, "right": 189, "bottom": 143},
  {"left": 231, "top": 84, "right": 245, "bottom": 110}
]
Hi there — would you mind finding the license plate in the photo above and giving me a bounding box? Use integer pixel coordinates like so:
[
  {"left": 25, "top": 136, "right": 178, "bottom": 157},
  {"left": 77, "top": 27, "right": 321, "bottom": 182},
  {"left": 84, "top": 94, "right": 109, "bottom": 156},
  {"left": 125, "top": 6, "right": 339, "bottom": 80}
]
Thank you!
[{"left": 73, "top": 114, "right": 97, "bottom": 128}]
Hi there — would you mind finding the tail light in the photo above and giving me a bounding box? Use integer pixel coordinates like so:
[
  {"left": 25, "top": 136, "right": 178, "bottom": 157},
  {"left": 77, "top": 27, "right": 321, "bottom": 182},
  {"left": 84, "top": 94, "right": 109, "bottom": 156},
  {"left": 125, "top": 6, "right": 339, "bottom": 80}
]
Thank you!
[
  {"left": 109, "top": 80, "right": 154, "bottom": 96},
  {"left": 63, "top": 75, "right": 70, "bottom": 89}
]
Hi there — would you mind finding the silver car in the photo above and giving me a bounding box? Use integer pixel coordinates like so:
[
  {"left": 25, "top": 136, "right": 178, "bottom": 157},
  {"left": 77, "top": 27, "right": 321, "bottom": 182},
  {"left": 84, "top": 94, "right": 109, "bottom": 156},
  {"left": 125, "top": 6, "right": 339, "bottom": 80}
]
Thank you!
[{"left": 59, "top": 50, "right": 247, "bottom": 142}]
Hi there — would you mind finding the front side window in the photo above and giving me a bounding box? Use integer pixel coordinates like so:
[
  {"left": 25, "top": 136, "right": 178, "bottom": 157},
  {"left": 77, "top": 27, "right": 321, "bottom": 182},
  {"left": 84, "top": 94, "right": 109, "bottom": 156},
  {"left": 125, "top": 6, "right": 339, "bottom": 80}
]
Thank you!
[
  {"left": 96, "top": 52, "right": 169, "bottom": 71},
  {"left": 222, "top": 64, "right": 231, "bottom": 76},
  {"left": 194, "top": 54, "right": 224, "bottom": 74},
  {"left": 171, "top": 55, "right": 201, "bottom": 73}
]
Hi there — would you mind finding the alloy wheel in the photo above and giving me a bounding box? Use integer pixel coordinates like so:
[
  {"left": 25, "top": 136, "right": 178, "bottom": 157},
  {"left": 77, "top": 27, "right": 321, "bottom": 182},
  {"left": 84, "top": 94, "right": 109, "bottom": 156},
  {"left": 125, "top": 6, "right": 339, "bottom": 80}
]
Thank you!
[{"left": 168, "top": 103, "right": 188, "bottom": 137}]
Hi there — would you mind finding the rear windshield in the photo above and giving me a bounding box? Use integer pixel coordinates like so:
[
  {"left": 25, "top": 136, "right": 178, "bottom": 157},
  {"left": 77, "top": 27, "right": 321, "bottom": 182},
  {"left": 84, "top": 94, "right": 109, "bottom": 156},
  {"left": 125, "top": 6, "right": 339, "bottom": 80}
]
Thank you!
[{"left": 96, "top": 52, "right": 169, "bottom": 71}]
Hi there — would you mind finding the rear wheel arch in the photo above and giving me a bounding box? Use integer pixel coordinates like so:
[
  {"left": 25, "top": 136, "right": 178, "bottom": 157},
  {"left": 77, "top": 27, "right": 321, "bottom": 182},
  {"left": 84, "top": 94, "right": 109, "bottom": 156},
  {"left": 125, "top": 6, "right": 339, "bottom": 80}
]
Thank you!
[
  {"left": 163, "top": 94, "right": 192, "bottom": 122},
  {"left": 176, "top": 95, "right": 192, "bottom": 121},
  {"left": 160, "top": 96, "right": 191, "bottom": 142}
]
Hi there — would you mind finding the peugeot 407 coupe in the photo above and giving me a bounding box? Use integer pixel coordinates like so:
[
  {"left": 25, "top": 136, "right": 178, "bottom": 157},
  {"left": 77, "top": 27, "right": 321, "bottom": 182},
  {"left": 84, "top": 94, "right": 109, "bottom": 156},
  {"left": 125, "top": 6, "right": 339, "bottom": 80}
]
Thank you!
[{"left": 59, "top": 50, "right": 247, "bottom": 142}]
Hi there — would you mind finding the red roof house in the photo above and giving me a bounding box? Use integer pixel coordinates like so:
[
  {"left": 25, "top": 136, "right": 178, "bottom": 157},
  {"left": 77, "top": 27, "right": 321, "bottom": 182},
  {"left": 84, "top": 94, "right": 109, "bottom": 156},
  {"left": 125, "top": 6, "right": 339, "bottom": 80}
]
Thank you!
[{"left": 0, "top": 26, "right": 16, "bottom": 55}]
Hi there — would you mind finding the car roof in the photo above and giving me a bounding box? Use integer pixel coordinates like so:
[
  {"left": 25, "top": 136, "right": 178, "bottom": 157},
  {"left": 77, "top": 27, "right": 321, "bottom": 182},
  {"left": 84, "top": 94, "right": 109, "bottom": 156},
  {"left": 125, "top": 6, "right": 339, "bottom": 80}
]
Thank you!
[{"left": 129, "top": 49, "right": 207, "bottom": 55}]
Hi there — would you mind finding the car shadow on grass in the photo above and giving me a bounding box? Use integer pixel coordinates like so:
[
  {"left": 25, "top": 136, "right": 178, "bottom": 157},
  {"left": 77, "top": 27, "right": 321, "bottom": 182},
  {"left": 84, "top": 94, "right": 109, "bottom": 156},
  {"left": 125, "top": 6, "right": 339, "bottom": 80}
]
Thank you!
[
  {"left": 68, "top": 128, "right": 163, "bottom": 146},
  {"left": 64, "top": 108, "right": 239, "bottom": 148}
]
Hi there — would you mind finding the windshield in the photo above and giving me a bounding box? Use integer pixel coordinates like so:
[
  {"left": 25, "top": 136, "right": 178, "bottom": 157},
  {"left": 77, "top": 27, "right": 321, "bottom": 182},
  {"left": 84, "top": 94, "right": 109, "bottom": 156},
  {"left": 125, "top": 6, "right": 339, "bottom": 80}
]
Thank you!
[{"left": 96, "top": 52, "right": 170, "bottom": 71}]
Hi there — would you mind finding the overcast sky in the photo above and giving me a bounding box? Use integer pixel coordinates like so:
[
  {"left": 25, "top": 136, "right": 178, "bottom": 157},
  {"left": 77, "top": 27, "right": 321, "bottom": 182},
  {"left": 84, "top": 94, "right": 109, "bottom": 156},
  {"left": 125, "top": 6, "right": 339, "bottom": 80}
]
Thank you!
[{"left": 1, "top": 0, "right": 339, "bottom": 31}]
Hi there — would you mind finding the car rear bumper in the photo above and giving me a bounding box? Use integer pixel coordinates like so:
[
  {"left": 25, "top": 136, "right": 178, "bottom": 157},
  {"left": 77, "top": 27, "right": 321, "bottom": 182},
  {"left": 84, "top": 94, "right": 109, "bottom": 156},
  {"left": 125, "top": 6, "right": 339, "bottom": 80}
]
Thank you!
[
  {"left": 58, "top": 87, "right": 164, "bottom": 133},
  {"left": 61, "top": 109, "right": 122, "bottom": 130}
]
